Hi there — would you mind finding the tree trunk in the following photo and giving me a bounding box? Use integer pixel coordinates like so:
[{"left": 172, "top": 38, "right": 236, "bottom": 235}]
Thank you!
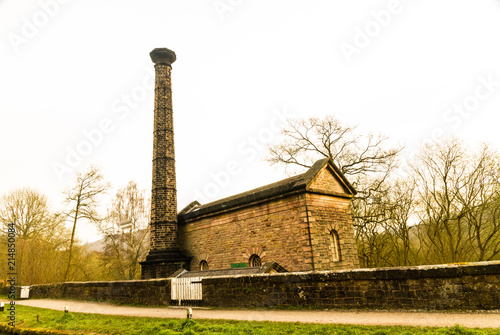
[{"left": 63, "top": 199, "right": 80, "bottom": 281}]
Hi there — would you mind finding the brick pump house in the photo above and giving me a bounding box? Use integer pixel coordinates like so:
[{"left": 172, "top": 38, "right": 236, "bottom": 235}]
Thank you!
[{"left": 141, "top": 48, "right": 359, "bottom": 279}]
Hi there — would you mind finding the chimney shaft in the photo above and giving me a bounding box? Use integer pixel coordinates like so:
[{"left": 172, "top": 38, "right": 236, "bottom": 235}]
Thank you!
[
  {"left": 141, "top": 48, "right": 191, "bottom": 279},
  {"left": 149, "top": 48, "right": 178, "bottom": 252}
]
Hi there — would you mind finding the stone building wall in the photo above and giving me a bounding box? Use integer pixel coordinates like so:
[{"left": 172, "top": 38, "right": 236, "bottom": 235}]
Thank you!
[
  {"left": 307, "top": 164, "right": 347, "bottom": 195},
  {"left": 178, "top": 194, "right": 315, "bottom": 272},
  {"left": 178, "top": 160, "right": 360, "bottom": 273},
  {"left": 145, "top": 175, "right": 359, "bottom": 278},
  {"left": 306, "top": 192, "right": 359, "bottom": 271}
]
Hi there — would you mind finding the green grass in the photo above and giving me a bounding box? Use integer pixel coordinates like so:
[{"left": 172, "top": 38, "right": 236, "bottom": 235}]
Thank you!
[{"left": 0, "top": 305, "right": 498, "bottom": 335}]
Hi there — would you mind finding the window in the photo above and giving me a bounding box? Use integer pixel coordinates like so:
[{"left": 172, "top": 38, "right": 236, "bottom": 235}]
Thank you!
[
  {"left": 200, "top": 260, "right": 209, "bottom": 271},
  {"left": 248, "top": 254, "right": 262, "bottom": 267},
  {"left": 329, "top": 230, "right": 341, "bottom": 262}
]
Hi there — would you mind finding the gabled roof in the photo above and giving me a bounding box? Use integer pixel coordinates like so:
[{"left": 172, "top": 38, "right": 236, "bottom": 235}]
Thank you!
[{"left": 178, "top": 158, "right": 356, "bottom": 222}]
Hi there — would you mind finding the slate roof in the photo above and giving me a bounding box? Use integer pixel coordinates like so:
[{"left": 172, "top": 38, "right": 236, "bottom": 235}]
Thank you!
[
  {"left": 178, "top": 158, "right": 356, "bottom": 222},
  {"left": 172, "top": 262, "right": 287, "bottom": 278}
]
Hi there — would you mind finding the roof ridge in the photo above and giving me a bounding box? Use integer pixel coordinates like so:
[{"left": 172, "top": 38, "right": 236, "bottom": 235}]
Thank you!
[{"left": 193, "top": 172, "right": 305, "bottom": 211}]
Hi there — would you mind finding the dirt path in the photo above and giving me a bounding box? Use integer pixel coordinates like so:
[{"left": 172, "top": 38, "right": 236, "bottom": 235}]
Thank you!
[{"left": 8, "top": 299, "right": 500, "bottom": 329}]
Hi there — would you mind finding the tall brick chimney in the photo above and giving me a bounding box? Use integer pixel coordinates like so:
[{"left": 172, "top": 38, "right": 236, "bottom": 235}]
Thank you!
[{"left": 141, "top": 48, "right": 191, "bottom": 279}]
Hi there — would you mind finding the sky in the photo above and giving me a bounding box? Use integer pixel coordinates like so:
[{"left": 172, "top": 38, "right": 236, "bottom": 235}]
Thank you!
[{"left": 1, "top": 0, "right": 500, "bottom": 242}]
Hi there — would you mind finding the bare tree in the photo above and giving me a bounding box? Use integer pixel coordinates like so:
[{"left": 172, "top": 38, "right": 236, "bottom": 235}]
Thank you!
[
  {"left": 0, "top": 188, "right": 68, "bottom": 284},
  {"left": 98, "top": 181, "right": 149, "bottom": 280},
  {"left": 458, "top": 144, "right": 500, "bottom": 261},
  {"left": 267, "top": 116, "right": 402, "bottom": 179},
  {"left": 467, "top": 196, "right": 500, "bottom": 261},
  {"left": 383, "top": 179, "right": 420, "bottom": 266},
  {"left": 410, "top": 138, "right": 500, "bottom": 264},
  {"left": 268, "top": 117, "right": 500, "bottom": 266},
  {"left": 0, "top": 188, "right": 63, "bottom": 239},
  {"left": 267, "top": 116, "right": 403, "bottom": 266},
  {"left": 353, "top": 177, "right": 421, "bottom": 267},
  {"left": 267, "top": 116, "right": 402, "bottom": 213},
  {"left": 353, "top": 178, "right": 393, "bottom": 267},
  {"left": 63, "top": 166, "right": 108, "bottom": 281},
  {"left": 410, "top": 138, "right": 471, "bottom": 263}
]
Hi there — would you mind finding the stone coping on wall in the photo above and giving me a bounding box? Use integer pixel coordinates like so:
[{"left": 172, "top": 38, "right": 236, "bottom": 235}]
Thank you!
[
  {"left": 32, "top": 278, "right": 171, "bottom": 286},
  {"left": 27, "top": 261, "right": 500, "bottom": 288},
  {"left": 201, "top": 261, "right": 500, "bottom": 282}
]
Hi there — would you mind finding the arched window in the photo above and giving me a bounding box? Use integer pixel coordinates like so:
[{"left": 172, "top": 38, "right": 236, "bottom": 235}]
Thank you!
[
  {"left": 329, "top": 230, "right": 341, "bottom": 262},
  {"left": 200, "top": 260, "right": 209, "bottom": 271},
  {"left": 248, "top": 254, "right": 262, "bottom": 267}
]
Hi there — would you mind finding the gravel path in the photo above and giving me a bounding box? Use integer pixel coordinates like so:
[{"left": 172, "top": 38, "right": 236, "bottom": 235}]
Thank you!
[{"left": 9, "top": 299, "right": 500, "bottom": 329}]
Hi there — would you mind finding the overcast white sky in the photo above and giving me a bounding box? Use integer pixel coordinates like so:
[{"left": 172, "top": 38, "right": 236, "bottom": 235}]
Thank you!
[{"left": 1, "top": 0, "right": 500, "bottom": 242}]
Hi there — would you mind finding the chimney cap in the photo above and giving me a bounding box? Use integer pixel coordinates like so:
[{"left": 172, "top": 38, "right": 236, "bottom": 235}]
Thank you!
[{"left": 150, "top": 48, "right": 176, "bottom": 65}]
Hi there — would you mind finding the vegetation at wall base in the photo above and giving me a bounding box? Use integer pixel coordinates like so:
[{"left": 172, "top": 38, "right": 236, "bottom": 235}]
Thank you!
[{"left": 0, "top": 306, "right": 498, "bottom": 335}]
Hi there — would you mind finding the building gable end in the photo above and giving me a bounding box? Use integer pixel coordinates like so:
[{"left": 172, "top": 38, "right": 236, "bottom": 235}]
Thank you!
[
  {"left": 307, "top": 164, "right": 349, "bottom": 195},
  {"left": 299, "top": 159, "right": 356, "bottom": 197}
]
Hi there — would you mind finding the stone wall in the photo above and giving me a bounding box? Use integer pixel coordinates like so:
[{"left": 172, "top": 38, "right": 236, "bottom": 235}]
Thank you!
[
  {"left": 27, "top": 262, "right": 500, "bottom": 311},
  {"left": 29, "top": 278, "right": 171, "bottom": 305},
  {"left": 203, "top": 261, "right": 500, "bottom": 310}
]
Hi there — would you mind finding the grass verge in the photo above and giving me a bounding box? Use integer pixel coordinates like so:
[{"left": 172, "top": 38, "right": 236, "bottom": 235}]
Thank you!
[{"left": 0, "top": 305, "right": 498, "bottom": 335}]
